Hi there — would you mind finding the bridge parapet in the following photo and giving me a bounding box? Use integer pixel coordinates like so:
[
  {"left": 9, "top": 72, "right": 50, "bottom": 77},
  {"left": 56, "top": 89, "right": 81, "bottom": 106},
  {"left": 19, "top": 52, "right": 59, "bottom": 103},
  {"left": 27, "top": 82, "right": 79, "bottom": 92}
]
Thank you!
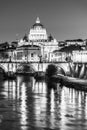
[
  {"left": 30, "top": 62, "right": 70, "bottom": 75},
  {"left": 0, "top": 61, "right": 70, "bottom": 73},
  {"left": 0, "top": 61, "right": 86, "bottom": 77}
]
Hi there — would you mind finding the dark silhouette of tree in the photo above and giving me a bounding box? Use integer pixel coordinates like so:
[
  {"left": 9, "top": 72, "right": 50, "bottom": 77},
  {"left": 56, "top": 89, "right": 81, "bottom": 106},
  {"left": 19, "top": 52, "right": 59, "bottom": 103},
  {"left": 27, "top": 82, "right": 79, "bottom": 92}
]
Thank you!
[
  {"left": 58, "top": 44, "right": 83, "bottom": 53},
  {"left": 46, "top": 64, "right": 58, "bottom": 77}
]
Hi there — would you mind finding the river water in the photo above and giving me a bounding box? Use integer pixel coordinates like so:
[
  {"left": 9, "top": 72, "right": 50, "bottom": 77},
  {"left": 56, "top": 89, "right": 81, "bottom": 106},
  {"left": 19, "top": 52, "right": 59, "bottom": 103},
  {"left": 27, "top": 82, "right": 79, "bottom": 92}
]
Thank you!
[{"left": 0, "top": 75, "right": 87, "bottom": 130}]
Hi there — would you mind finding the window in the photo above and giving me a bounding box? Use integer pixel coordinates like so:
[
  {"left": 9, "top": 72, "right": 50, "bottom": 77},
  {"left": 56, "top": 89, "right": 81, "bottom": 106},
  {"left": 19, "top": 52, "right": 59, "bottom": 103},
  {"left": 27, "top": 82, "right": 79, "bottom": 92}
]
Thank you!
[
  {"left": 31, "top": 53, "right": 34, "bottom": 57},
  {"left": 17, "top": 52, "right": 23, "bottom": 60}
]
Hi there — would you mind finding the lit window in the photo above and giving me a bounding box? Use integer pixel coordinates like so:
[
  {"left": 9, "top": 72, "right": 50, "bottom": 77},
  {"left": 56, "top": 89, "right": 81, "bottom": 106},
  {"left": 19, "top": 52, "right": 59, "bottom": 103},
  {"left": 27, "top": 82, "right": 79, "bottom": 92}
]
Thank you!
[{"left": 31, "top": 53, "right": 34, "bottom": 57}]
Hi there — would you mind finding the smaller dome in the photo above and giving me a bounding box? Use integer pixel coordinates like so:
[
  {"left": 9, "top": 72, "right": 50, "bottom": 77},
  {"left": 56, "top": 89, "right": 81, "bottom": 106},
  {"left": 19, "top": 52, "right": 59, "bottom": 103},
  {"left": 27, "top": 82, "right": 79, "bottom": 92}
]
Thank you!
[{"left": 23, "top": 34, "right": 28, "bottom": 42}]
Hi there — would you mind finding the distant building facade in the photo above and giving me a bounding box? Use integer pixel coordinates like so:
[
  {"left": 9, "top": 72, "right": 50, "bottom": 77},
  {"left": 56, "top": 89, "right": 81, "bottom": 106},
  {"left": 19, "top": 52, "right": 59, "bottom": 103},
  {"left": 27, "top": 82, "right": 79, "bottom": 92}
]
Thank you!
[
  {"left": 49, "top": 50, "right": 66, "bottom": 62},
  {"left": 72, "top": 50, "right": 87, "bottom": 63},
  {"left": 14, "top": 45, "right": 41, "bottom": 62},
  {"left": 58, "top": 39, "right": 85, "bottom": 47},
  {"left": 65, "top": 39, "right": 83, "bottom": 46}
]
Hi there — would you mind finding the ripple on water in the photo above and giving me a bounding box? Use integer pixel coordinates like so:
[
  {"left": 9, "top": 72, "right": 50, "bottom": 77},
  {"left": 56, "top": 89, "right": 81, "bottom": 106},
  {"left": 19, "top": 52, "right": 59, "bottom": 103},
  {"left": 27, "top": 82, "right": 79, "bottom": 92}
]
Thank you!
[{"left": 0, "top": 76, "right": 87, "bottom": 130}]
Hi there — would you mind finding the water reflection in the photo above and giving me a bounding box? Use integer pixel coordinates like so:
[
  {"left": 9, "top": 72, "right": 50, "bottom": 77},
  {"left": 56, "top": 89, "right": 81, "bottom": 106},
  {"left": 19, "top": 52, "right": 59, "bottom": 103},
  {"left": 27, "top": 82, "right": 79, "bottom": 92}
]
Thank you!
[
  {"left": 60, "top": 87, "right": 87, "bottom": 130},
  {"left": 0, "top": 75, "right": 87, "bottom": 129}
]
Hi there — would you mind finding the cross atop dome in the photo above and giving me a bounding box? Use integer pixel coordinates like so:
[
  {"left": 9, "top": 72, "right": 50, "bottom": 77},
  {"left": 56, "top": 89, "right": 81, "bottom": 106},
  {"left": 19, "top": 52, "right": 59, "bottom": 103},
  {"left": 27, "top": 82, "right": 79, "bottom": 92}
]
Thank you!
[{"left": 36, "top": 17, "right": 40, "bottom": 23}]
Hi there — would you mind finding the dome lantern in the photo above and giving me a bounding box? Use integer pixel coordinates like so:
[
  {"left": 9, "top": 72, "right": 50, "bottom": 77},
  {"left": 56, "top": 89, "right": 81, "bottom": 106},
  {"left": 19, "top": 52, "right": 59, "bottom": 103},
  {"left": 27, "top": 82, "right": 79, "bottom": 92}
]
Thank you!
[{"left": 36, "top": 17, "right": 40, "bottom": 24}]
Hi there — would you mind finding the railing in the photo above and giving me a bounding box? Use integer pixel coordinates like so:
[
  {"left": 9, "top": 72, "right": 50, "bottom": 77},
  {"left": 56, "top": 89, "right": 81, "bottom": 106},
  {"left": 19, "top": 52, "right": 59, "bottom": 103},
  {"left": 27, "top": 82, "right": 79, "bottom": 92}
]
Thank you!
[
  {"left": 0, "top": 60, "right": 69, "bottom": 64},
  {"left": 0, "top": 58, "right": 87, "bottom": 64}
]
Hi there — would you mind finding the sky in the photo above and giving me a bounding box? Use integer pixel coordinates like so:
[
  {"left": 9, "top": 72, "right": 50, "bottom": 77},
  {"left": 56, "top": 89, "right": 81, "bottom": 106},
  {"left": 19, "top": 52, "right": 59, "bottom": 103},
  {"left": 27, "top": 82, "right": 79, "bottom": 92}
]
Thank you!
[{"left": 0, "top": 0, "right": 87, "bottom": 42}]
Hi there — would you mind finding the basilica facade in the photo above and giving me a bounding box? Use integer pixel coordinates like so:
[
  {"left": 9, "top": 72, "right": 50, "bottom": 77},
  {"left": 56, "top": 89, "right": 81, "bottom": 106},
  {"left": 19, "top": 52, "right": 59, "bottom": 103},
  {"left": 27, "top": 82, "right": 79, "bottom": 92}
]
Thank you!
[{"left": 16, "top": 17, "right": 58, "bottom": 62}]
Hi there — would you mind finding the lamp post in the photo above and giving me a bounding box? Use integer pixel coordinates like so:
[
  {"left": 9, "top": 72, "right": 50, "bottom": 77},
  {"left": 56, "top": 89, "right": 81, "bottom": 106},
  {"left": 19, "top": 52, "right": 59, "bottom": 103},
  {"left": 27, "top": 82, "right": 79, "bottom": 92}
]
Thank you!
[
  {"left": 9, "top": 49, "right": 12, "bottom": 62},
  {"left": 39, "top": 55, "right": 42, "bottom": 63}
]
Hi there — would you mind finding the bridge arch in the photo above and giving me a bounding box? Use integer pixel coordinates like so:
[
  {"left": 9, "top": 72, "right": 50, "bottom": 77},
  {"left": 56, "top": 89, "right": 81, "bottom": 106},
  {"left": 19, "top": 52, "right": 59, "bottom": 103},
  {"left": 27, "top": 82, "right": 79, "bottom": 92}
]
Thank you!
[
  {"left": 0, "top": 65, "right": 7, "bottom": 73},
  {"left": 17, "top": 64, "right": 36, "bottom": 73},
  {"left": 45, "top": 64, "right": 66, "bottom": 76}
]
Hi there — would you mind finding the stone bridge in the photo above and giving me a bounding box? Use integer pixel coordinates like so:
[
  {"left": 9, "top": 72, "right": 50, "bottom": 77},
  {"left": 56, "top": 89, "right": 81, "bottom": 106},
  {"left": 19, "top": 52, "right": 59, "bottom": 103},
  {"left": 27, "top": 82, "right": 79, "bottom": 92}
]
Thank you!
[
  {"left": 0, "top": 61, "right": 70, "bottom": 75},
  {"left": 0, "top": 61, "right": 86, "bottom": 77}
]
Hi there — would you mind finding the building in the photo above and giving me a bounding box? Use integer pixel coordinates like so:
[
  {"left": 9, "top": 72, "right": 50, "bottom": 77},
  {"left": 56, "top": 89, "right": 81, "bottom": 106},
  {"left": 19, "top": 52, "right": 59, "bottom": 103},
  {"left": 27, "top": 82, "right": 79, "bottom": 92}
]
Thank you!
[
  {"left": 49, "top": 50, "right": 67, "bottom": 62},
  {"left": 12, "top": 44, "right": 41, "bottom": 62},
  {"left": 0, "top": 42, "right": 16, "bottom": 61},
  {"left": 17, "top": 17, "right": 58, "bottom": 62},
  {"left": 65, "top": 39, "right": 84, "bottom": 46},
  {"left": 72, "top": 50, "right": 87, "bottom": 63}
]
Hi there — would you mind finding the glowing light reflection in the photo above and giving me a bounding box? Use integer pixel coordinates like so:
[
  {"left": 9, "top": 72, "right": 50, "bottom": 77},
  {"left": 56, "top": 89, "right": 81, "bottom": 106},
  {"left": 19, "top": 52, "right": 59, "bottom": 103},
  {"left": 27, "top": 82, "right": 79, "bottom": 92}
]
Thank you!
[
  {"left": 33, "top": 81, "right": 47, "bottom": 127},
  {"left": 19, "top": 83, "right": 27, "bottom": 130}
]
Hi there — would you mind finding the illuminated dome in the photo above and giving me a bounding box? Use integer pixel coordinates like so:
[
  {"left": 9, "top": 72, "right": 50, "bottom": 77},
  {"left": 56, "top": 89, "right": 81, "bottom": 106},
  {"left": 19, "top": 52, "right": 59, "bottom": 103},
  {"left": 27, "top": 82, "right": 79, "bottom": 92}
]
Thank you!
[{"left": 28, "top": 17, "right": 48, "bottom": 42}]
